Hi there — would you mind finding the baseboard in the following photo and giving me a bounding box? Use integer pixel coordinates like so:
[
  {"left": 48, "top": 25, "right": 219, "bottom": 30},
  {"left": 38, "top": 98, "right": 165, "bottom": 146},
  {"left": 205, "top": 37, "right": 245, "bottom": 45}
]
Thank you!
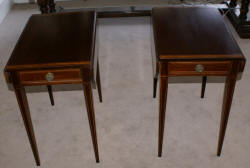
[
  {"left": 13, "top": 0, "right": 34, "bottom": 4},
  {"left": 13, "top": 0, "right": 69, "bottom": 4},
  {"left": 0, "top": 0, "right": 12, "bottom": 24}
]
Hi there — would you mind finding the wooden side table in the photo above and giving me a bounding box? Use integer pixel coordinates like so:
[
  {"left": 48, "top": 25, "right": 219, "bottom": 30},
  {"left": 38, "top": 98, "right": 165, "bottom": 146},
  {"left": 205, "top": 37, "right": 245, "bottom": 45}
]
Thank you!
[
  {"left": 4, "top": 11, "right": 102, "bottom": 165},
  {"left": 152, "top": 7, "right": 246, "bottom": 157}
]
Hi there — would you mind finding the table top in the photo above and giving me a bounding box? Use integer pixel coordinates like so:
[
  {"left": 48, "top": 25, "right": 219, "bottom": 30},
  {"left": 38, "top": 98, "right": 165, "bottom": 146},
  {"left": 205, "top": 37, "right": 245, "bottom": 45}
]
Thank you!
[
  {"left": 5, "top": 11, "right": 96, "bottom": 72},
  {"left": 152, "top": 7, "right": 245, "bottom": 61}
]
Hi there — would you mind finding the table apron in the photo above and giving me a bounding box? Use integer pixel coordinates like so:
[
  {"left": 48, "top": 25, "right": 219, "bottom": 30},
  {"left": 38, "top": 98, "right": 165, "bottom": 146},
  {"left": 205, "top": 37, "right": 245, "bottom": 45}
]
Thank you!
[
  {"left": 18, "top": 68, "right": 84, "bottom": 86},
  {"left": 160, "top": 61, "right": 233, "bottom": 77}
]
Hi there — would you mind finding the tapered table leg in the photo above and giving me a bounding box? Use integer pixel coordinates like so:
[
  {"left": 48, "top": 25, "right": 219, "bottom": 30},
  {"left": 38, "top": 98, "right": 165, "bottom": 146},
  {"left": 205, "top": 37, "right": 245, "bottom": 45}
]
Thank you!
[
  {"left": 83, "top": 83, "right": 100, "bottom": 162},
  {"left": 153, "top": 77, "right": 158, "bottom": 98},
  {"left": 158, "top": 76, "right": 168, "bottom": 157},
  {"left": 47, "top": 85, "right": 54, "bottom": 106},
  {"left": 96, "top": 61, "right": 103, "bottom": 103},
  {"left": 13, "top": 86, "right": 40, "bottom": 166},
  {"left": 201, "top": 76, "right": 207, "bottom": 98},
  {"left": 153, "top": 63, "right": 159, "bottom": 98},
  {"left": 217, "top": 62, "right": 239, "bottom": 156}
]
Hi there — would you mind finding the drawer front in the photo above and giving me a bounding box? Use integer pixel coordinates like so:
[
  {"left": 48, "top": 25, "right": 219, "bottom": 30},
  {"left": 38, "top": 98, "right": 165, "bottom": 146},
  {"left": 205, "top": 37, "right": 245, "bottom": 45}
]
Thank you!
[
  {"left": 19, "top": 68, "right": 82, "bottom": 85},
  {"left": 168, "top": 61, "right": 232, "bottom": 76}
]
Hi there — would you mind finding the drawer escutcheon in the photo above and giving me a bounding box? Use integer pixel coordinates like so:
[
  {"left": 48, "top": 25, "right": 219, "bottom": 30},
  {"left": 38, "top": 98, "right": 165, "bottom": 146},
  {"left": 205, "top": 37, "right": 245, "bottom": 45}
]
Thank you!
[
  {"left": 45, "top": 72, "right": 54, "bottom": 81},
  {"left": 195, "top": 64, "right": 204, "bottom": 73}
]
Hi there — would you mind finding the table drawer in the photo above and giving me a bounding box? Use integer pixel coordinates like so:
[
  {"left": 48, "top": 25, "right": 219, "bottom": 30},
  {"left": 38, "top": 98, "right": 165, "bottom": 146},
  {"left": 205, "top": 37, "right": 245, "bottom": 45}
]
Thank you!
[
  {"left": 19, "top": 68, "right": 82, "bottom": 85},
  {"left": 168, "top": 61, "right": 232, "bottom": 76}
]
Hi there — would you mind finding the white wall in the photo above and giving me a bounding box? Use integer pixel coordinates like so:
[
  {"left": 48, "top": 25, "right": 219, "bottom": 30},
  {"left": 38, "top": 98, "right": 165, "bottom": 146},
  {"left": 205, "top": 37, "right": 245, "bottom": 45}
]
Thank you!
[{"left": 0, "top": 0, "right": 12, "bottom": 24}]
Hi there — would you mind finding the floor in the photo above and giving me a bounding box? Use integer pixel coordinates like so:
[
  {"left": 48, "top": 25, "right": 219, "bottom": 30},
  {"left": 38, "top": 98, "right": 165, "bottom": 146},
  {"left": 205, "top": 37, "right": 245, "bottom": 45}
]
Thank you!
[{"left": 0, "top": 3, "right": 250, "bottom": 168}]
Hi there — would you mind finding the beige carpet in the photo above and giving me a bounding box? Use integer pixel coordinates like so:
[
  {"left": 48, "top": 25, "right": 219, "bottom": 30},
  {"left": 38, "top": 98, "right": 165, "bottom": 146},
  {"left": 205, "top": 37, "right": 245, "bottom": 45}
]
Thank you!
[{"left": 0, "top": 3, "right": 250, "bottom": 168}]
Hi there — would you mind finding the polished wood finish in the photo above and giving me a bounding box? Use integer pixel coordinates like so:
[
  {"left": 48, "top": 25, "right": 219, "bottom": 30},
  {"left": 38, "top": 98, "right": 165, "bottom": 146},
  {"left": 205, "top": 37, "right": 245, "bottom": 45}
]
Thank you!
[
  {"left": 167, "top": 61, "right": 232, "bottom": 76},
  {"left": 152, "top": 7, "right": 243, "bottom": 98},
  {"left": 97, "top": 9, "right": 151, "bottom": 18},
  {"left": 11, "top": 72, "right": 41, "bottom": 166},
  {"left": 217, "top": 61, "right": 240, "bottom": 156},
  {"left": 83, "top": 83, "right": 100, "bottom": 162},
  {"left": 152, "top": 7, "right": 246, "bottom": 157},
  {"left": 4, "top": 11, "right": 101, "bottom": 165},
  {"left": 152, "top": 8, "right": 243, "bottom": 59},
  {"left": 6, "top": 12, "right": 96, "bottom": 71},
  {"left": 158, "top": 75, "right": 168, "bottom": 157},
  {"left": 18, "top": 68, "right": 82, "bottom": 86}
]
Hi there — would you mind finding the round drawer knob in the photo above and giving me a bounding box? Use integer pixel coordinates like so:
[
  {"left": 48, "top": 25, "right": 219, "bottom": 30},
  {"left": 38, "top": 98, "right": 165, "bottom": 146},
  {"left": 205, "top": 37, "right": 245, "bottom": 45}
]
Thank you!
[
  {"left": 45, "top": 72, "right": 54, "bottom": 81},
  {"left": 195, "top": 64, "right": 204, "bottom": 73}
]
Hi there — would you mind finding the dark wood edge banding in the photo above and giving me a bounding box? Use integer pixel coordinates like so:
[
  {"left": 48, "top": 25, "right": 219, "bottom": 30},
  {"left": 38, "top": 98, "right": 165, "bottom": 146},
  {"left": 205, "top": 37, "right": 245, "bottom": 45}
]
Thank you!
[{"left": 160, "top": 54, "right": 243, "bottom": 60}]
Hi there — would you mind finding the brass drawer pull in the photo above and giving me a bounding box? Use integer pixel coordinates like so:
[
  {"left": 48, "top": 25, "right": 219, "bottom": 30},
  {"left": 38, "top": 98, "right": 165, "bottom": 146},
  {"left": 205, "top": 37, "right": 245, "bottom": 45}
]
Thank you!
[
  {"left": 195, "top": 64, "right": 204, "bottom": 73},
  {"left": 45, "top": 72, "right": 54, "bottom": 81}
]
